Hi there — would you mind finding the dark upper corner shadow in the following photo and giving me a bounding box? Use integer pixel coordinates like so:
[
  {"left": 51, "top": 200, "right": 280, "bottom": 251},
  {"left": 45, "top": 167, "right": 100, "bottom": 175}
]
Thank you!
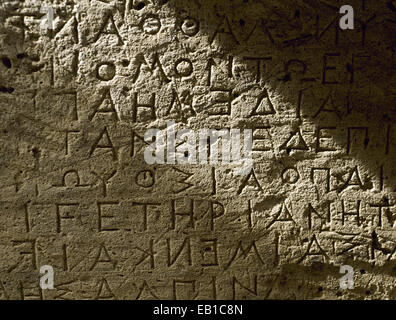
[
  {"left": 162, "top": 0, "right": 396, "bottom": 189},
  {"left": 164, "top": 0, "right": 396, "bottom": 106}
]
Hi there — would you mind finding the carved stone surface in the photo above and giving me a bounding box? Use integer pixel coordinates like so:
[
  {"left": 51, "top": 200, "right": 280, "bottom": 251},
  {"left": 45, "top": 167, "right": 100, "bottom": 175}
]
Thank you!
[{"left": 0, "top": 0, "right": 396, "bottom": 300}]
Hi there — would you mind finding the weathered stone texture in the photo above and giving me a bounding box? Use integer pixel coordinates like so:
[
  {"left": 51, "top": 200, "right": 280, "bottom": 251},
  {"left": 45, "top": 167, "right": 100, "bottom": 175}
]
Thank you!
[{"left": 1, "top": 0, "right": 396, "bottom": 299}]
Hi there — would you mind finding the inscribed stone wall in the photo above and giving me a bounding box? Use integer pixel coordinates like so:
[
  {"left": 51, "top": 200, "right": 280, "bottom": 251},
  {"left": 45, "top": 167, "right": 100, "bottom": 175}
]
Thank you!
[{"left": 0, "top": 0, "right": 396, "bottom": 299}]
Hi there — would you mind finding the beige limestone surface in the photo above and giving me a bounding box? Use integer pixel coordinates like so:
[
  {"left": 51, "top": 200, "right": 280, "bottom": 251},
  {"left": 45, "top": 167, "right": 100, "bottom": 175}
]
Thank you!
[{"left": 1, "top": 0, "right": 396, "bottom": 299}]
